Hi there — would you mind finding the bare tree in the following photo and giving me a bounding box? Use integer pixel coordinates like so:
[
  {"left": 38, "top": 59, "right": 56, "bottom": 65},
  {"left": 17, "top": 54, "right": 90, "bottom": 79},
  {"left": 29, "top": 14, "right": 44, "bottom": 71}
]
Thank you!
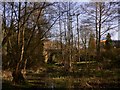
[
  {"left": 2, "top": 2, "right": 61, "bottom": 84},
  {"left": 80, "top": 24, "right": 93, "bottom": 50},
  {"left": 81, "top": 2, "right": 118, "bottom": 56}
]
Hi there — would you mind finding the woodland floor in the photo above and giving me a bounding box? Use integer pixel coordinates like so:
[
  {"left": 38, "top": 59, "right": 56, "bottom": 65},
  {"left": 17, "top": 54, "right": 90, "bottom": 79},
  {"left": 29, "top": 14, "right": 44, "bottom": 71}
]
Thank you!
[{"left": 2, "top": 61, "right": 120, "bottom": 90}]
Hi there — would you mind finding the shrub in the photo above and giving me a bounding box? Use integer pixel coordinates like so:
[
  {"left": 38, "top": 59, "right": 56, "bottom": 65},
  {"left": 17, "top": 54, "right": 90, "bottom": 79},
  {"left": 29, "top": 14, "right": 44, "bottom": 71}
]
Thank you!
[{"left": 101, "top": 48, "right": 120, "bottom": 68}]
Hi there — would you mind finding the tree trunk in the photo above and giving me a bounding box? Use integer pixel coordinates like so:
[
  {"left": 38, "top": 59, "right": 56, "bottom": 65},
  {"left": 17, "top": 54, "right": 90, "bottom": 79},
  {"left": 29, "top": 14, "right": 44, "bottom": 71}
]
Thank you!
[
  {"left": 95, "top": 2, "right": 98, "bottom": 56},
  {"left": 12, "top": 69, "right": 25, "bottom": 84},
  {"left": 77, "top": 14, "right": 80, "bottom": 61},
  {"left": 97, "top": 3, "right": 102, "bottom": 59},
  {"left": 12, "top": 2, "right": 27, "bottom": 84},
  {"left": 12, "top": 25, "right": 25, "bottom": 84}
]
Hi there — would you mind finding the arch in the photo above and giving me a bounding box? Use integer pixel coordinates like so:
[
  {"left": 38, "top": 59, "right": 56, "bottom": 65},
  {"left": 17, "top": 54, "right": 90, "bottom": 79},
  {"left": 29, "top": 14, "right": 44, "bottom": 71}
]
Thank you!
[{"left": 44, "top": 49, "right": 62, "bottom": 64}]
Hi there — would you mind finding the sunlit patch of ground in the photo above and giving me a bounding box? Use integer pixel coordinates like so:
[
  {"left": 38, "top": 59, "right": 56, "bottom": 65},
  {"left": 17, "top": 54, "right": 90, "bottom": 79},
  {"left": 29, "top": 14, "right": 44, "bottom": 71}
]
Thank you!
[{"left": 2, "top": 61, "right": 120, "bottom": 89}]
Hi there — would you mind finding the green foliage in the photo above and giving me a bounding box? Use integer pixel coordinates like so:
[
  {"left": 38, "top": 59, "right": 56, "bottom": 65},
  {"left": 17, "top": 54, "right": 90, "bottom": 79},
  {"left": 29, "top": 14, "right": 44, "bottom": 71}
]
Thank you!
[
  {"left": 105, "top": 33, "right": 113, "bottom": 50},
  {"left": 100, "top": 48, "right": 120, "bottom": 69},
  {"left": 110, "top": 49, "right": 120, "bottom": 68}
]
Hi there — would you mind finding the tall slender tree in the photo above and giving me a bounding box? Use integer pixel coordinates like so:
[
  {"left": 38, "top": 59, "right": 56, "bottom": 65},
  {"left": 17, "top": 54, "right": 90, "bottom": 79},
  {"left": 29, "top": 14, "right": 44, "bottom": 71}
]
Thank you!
[
  {"left": 105, "top": 33, "right": 112, "bottom": 50},
  {"left": 80, "top": 2, "right": 118, "bottom": 56},
  {"left": 2, "top": 2, "right": 61, "bottom": 83}
]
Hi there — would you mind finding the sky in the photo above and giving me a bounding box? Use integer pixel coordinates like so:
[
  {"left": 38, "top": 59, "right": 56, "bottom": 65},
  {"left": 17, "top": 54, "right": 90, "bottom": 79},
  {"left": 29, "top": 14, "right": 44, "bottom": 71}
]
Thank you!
[{"left": 0, "top": 0, "right": 119, "bottom": 40}]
